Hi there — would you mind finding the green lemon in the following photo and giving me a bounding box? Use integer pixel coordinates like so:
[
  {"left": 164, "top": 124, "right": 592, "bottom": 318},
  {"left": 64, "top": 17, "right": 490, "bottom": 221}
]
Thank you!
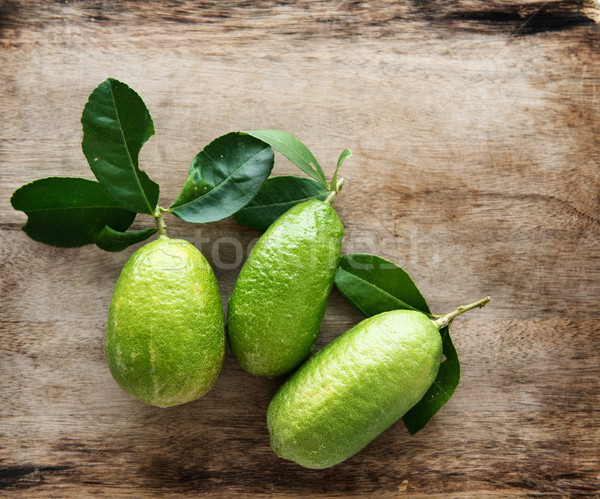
[
  {"left": 106, "top": 236, "right": 225, "bottom": 408},
  {"left": 228, "top": 199, "right": 344, "bottom": 377},
  {"left": 267, "top": 309, "right": 443, "bottom": 469}
]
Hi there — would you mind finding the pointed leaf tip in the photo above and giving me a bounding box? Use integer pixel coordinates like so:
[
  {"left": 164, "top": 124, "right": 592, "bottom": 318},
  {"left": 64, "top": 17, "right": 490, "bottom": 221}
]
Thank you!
[
  {"left": 245, "top": 130, "right": 328, "bottom": 189},
  {"left": 94, "top": 225, "right": 157, "bottom": 252},
  {"left": 331, "top": 148, "right": 351, "bottom": 192}
]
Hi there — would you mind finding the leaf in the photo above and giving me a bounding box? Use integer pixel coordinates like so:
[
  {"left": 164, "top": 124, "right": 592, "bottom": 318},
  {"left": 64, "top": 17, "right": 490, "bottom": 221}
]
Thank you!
[
  {"left": 334, "top": 253, "right": 431, "bottom": 316},
  {"left": 334, "top": 253, "right": 461, "bottom": 433},
  {"left": 233, "top": 176, "right": 329, "bottom": 231},
  {"left": 10, "top": 177, "right": 136, "bottom": 248},
  {"left": 330, "top": 148, "right": 352, "bottom": 192},
  {"left": 403, "top": 326, "right": 461, "bottom": 435},
  {"left": 244, "top": 130, "right": 328, "bottom": 189},
  {"left": 169, "top": 132, "right": 274, "bottom": 224},
  {"left": 81, "top": 78, "right": 159, "bottom": 215},
  {"left": 94, "top": 226, "right": 157, "bottom": 252}
]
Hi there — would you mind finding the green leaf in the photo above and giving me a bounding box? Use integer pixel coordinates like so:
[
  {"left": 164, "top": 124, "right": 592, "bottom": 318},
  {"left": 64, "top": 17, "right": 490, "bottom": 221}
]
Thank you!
[
  {"left": 334, "top": 253, "right": 461, "bottom": 434},
  {"left": 403, "top": 326, "right": 461, "bottom": 435},
  {"left": 244, "top": 130, "right": 328, "bottom": 189},
  {"left": 330, "top": 148, "right": 351, "bottom": 192},
  {"left": 81, "top": 78, "right": 159, "bottom": 215},
  {"left": 169, "top": 132, "right": 274, "bottom": 224},
  {"left": 334, "top": 253, "right": 432, "bottom": 316},
  {"left": 94, "top": 226, "right": 157, "bottom": 252},
  {"left": 233, "top": 176, "right": 328, "bottom": 231},
  {"left": 10, "top": 177, "right": 135, "bottom": 247}
]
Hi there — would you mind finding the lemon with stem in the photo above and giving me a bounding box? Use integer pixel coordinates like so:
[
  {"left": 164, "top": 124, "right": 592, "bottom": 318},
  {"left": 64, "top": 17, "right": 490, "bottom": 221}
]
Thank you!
[{"left": 106, "top": 208, "right": 226, "bottom": 407}]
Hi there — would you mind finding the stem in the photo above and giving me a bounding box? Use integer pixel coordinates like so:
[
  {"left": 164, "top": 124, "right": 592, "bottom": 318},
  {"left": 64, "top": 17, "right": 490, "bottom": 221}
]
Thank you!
[
  {"left": 324, "top": 177, "right": 345, "bottom": 204},
  {"left": 433, "top": 296, "right": 491, "bottom": 330},
  {"left": 154, "top": 206, "right": 169, "bottom": 238}
]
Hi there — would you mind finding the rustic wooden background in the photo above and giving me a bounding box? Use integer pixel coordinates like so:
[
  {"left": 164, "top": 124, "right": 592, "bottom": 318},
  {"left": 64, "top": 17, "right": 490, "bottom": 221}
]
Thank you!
[{"left": 1, "top": 1, "right": 599, "bottom": 496}]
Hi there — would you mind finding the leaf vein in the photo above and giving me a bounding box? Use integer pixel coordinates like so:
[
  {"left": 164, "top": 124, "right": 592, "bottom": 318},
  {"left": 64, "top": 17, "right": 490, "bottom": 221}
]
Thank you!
[
  {"left": 21, "top": 205, "right": 123, "bottom": 212},
  {"left": 172, "top": 146, "right": 269, "bottom": 211},
  {"left": 108, "top": 80, "right": 152, "bottom": 214},
  {"left": 241, "top": 192, "right": 327, "bottom": 211}
]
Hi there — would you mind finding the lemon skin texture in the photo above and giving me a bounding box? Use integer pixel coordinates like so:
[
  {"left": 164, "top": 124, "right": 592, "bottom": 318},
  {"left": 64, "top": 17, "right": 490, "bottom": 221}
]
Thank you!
[
  {"left": 267, "top": 309, "right": 443, "bottom": 469},
  {"left": 228, "top": 199, "right": 344, "bottom": 377},
  {"left": 106, "top": 237, "right": 226, "bottom": 408}
]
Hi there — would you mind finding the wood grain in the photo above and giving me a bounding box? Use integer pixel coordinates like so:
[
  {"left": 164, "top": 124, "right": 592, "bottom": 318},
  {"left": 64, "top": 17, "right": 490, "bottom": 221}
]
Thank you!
[{"left": 1, "top": 0, "right": 599, "bottom": 496}]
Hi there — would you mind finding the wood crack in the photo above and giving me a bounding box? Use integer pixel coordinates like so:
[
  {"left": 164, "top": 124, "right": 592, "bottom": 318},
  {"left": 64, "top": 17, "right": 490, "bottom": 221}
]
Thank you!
[
  {"left": 0, "top": 465, "right": 72, "bottom": 489},
  {"left": 442, "top": 1, "right": 597, "bottom": 35}
]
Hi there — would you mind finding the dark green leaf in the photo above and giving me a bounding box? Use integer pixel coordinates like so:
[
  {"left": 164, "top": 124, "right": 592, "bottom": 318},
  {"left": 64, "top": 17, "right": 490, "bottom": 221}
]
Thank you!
[
  {"left": 403, "top": 326, "right": 461, "bottom": 434},
  {"left": 94, "top": 225, "right": 157, "bottom": 252},
  {"left": 233, "top": 176, "right": 328, "bottom": 231},
  {"left": 334, "top": 253, "right": 460, "bottom": 432},
  {"left": 81, "top": 78, "right": 159, "bottom": 215},
  {"left": 244, "top": 130, "right": 328, "bottom": 189},
  {"left": 334, "top": 253, "right": 432, "bottom": 316},
  {"left": 330, "top": 148, "right": 351, "bottom": 192},
  {"left": 169, "top": 132, "right": 274, "bottom": 224},
  {"left": 10, "top": 177, "right": 135, "bottom": 247}
]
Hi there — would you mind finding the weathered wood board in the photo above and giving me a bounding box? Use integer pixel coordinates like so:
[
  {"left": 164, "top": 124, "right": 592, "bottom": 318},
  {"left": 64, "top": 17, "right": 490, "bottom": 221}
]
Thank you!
[{"left": 1, "top": 1, "right": 599, "bottom": 496}]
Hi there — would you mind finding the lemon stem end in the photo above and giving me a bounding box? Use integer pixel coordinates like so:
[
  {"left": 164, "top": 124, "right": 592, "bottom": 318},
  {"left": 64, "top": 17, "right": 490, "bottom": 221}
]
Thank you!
[
  {"left": 433, "top": 296, "right": 491, "bottom": 330},
  {"left": 154, "top": 207, "right": 169, "bottom": 238},
  {"left": 325, "top": 177, "right": 345, "bottom": 204}
]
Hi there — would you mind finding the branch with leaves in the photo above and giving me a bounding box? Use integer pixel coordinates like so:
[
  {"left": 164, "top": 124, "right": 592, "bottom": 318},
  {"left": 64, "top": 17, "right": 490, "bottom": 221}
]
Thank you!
[
  {"left": 11, "top": 78, "right": 351, "bottom": 252},
  {"left": 10, "top": 77, "right": 487, "bottom": 434}
]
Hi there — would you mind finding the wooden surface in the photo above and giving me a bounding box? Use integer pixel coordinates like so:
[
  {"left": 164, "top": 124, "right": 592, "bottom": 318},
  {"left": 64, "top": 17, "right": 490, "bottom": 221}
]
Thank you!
[{"left": 1, "top": 1, "right": 599, "bottom": 496}]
